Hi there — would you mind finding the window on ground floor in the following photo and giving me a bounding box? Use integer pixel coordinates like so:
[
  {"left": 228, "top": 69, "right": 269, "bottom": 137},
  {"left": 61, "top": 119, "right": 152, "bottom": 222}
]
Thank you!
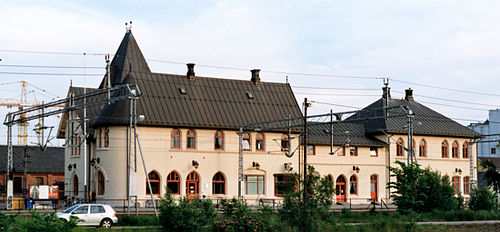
[{"left": 246, "top": 175, "right": 264, "bottom": 195}]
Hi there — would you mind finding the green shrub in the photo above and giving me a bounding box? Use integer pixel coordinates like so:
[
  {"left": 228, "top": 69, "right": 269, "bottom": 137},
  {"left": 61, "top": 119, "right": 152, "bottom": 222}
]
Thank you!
[
  {"left": 279, "top": 165, "right": 334, "bottom": 231},
  {"left": 0, "top": 211, "right": 78, "bottom": 232},
  {"left": 388, "top": 161, "right": 460, "bottom": 213},
  {"left": 469, "top": 187, "right": 495, "bottom": 211},
  {"left": 220, "top": 198, "right": 250, "bottom": 219},
  {"left": 159, "top": 193, "right": 217, "bottom": 232},
  {"left": 118, "top": 214, "right": 159, "bottom": 226},
  {"left": 213, "top": 216, "right": 275, "bottom": 232}
]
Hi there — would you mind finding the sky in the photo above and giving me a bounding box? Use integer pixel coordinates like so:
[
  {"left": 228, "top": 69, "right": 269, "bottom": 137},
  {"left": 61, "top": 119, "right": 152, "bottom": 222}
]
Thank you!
[{"left": 1, "top": 0, "right": 500, "bottom": 146}]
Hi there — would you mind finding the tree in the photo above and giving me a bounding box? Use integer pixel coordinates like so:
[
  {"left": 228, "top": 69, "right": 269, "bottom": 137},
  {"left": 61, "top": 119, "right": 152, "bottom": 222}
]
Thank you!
[
  {"left": 469, "top": 186, "right": 495, "bottom": 211},
  {"left": 481, "top": 160, "right": 500, "bottom": 210},
  {"left": 158, "top": 193, "right": 217, "bottom": 232},
  {"left": 387, "top": 161, "right": 459, "bottom": 213},
  {"left": 279, "top": 165, "right": 334, "bottom": 232}
]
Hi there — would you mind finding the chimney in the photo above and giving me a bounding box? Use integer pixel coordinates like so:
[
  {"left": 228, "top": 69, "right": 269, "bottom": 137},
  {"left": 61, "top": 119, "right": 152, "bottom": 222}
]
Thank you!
[
  {"left": 382, "top": 86, "right": 391, "bottom": 99},
  {"left": 405, "top": 88, "right": 414, "bottom": 101},
  {"left": 187, "top": 63, "right": 195, "bottom": 80},
  {"left": 251, "top": 69, "right": 261, "bottom": 85}
]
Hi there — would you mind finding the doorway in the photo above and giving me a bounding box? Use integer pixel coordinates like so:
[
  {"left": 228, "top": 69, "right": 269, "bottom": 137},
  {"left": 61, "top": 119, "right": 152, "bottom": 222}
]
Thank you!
[
  {"left": 186, "top": 171, "right": 199, "bottom": 199},
  {"left": 336, "top": 175, "right": 346, "bottom": 202}
]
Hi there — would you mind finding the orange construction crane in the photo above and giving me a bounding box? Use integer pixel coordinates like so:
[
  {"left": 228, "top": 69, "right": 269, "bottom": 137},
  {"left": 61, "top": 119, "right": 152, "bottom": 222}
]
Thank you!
[{"left": 0, "top": 81, "right": 64, "bottom": 145}]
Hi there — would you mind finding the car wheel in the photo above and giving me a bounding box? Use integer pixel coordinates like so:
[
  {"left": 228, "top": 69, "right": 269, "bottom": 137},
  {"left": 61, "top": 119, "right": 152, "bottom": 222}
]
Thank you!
[
  {"left": 100, "top": 218, "right": 113, "bottom": 228},
  {"left": 59, "top": 218, "right": 67, "bottom": 222}
]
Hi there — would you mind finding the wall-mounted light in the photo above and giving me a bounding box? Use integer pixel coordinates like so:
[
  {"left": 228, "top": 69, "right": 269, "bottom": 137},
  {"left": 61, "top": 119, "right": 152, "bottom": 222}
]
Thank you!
[
  {"left": 455, "top": 168, "right": 462, "bottom": 175},
  {"left": 67, "top": 164, "right": 72, "bottom": 171},
  {"left": 253, "top": 162, "right": 260, "bottom": 169},
  {"left": 73, "top": 163, "right": 76, "bottom": 169},
  {"left": 284, "top": 162, "right": 293, "bottom": 171},
  {"left": 353, "top": 166, "right": 360, "bottom": 173},
  {"left": 90, "top": 157, "right": 100, "bottom": 166},
  {"left": 192, "top": 160, "right": 199, "bottom": 169}
]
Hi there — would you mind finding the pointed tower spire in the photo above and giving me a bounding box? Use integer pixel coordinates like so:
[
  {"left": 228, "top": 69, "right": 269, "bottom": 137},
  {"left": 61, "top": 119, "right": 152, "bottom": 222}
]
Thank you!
[{"left": 99, "top": 30, "right": 151, "bottom": 88}]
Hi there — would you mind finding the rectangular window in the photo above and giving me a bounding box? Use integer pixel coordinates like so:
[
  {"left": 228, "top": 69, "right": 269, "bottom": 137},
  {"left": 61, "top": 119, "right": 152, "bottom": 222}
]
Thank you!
[
  {"left": 90, "top": 205, "right": 105, "bottom": 214},
  {"left": 98, "top": 129, "right": 102, "bottom": 148},
  {"left": 492, "top": 148, "right": 496, "bottom": 155},
  {"left": 246, "top": 175, "right": 264, "bottom": 195},
  {"left": 242, "top": 141, "right": 250, "bottom": 151},
  {"left": 370, "top": 147, "right": 378, "bottom": 157},
  {"left": 104, "top": 128, "right": 109, "bottom": 147},
  {"left": 281, "top": 140, "right": 289, "bottom": 152},
  {"left": 274, "top": 174, "right": 293, "bottom": 196},
  {"left": 307, "top": 145, "right": 315, "bottom": 155},
  {"left": 350, "top": 147, "right": 358, "bottom": 156}
]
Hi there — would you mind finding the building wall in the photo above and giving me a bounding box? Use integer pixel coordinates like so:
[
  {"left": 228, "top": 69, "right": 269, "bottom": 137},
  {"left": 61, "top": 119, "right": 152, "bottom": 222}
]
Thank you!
[
  {"left": 66, "top": 124, "right": 478, "bottom": 206},
  {"left": 0, "top": 173, "right": 64, "bottom": 197},
  {"left": 469, "top": 109, "right": 500, "bottom": 158},
  {"left": 387, "top": 134, "right": 476, "bottom": 197},
  {"left": 92, "top": 126, "right": 300, "bottom": 205}
]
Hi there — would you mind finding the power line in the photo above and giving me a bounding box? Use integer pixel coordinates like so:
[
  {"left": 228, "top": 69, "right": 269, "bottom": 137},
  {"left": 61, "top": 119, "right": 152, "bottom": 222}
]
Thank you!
[
  {"left": 292, "top": 86, "right": 379, "bottom": 91},
  {"left": 0, "top": 64, "right": 103, "bottom": 69},
  {"left": 392, "top": 90, "right": 500, "bottom": 108},
  {"left": 295, "top": 92, "right": 379, "bottom": 97},
  {"left": 0, "top": 49, "right": 107, "bottom": 56},
  {"left": 390, "top": 78, "right": 500, "bottom": 97},
  {"left": 0, "top": 72, "right": 102, "bottom": 76}
]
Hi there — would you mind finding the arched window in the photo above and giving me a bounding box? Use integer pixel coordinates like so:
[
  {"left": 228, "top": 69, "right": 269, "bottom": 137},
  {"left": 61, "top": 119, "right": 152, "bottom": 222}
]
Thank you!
[
  {"left": 167, "top": 171, "right": 180, "bottom": 195},
  {"left": 212, "top": 172, "right": 225, "bottom": 195},
  {"left": 97, "top": 171, "right": 105, "bottom": 195},
  {"left": 186, "top": 129, "right": 196, "bottom": 149},
  {"left": 463, "top": 142, "right": 470, "bottom": 159},
  {"left": 242, "top": 133, "right": 251, "bottom": 151},
  {"left": 463, "top": 176, "right": 470, "bottom": 195},
  {"left": 441, "top": 140, "right": 449, "bottom": 158},
  {"left": 73, "top": 175, "right": 79, "bottom": 196},
  {"left": 452, "top": 141, "right": 459, "bottom": 158},
  {"left": 256, "top": 133, "right": 265, "bottom": 151},
  {"left": 215, "top": 130, "right": 224, "bottom": 150},
  {"left": 452, "top": 176, "right": 460, "bottom": 194},
  {"left": 396, "top": 138, "right": 404, "bottom": 157},
  {"left": 147, "top": 171, "right": 160, "bottom": 195},
  {"left": 419, "top": 139, "right": 427, "bottom": 157},
  {"left": 281, "top": 134, "right": 290, "bottom": 152},
  {"left": 349, "top": 175, "right": 357, "bottom": 195},
  {"left": 171, "top": 129, "right": 180, "bottom": 149}
]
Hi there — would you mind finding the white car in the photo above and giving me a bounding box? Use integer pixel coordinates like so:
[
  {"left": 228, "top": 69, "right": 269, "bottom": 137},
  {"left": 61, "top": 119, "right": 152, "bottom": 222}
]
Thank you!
[{"left": 57, "top": 204, "right": 118, "bottom": 228}]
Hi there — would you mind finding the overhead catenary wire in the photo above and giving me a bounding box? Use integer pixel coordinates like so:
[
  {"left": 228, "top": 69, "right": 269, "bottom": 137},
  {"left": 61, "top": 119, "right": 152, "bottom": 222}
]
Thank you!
[{"left": 0, "top": 64, "right": 103, "bottom": 69}]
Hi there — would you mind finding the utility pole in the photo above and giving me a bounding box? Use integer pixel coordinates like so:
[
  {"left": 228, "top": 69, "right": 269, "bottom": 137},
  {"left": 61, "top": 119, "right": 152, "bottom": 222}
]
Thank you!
[
  {"left": 302, "top": 98, "right": 310, "bottom": 202},
  {"left": 238, "top": 128, "right": 243, "bottom": 199},
  {"left": 407, "top": 109, "right": 415, "bottom": 165}
]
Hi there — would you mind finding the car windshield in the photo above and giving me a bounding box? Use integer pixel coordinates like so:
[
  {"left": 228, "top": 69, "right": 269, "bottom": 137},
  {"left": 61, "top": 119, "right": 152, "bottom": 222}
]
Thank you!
[{"left": 63, "top": 205, "right": 79, "bottom": 213}]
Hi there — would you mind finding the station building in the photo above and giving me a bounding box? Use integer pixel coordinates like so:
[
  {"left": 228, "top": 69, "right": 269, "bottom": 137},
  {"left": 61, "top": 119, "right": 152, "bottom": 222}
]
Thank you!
[{"left": 57, "top": 30, "right": 480, "bottom": 206}]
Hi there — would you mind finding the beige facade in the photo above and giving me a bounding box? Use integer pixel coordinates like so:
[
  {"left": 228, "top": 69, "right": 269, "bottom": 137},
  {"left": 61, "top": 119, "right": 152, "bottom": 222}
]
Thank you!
[{"left": 64, "top": 124, "right": 477, "bottom": 206}]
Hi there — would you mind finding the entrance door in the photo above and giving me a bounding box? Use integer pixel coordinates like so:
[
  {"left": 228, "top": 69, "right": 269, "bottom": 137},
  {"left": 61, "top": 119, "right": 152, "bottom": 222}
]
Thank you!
[
  {"left": 336, "top": 175, "right": 346, "bottom": 202},
  {"left": 186, "top": 172, "right": 199, "bottom": 199},
  {"left": 370, "top": 174, "right": 378, "bottom": 201}
]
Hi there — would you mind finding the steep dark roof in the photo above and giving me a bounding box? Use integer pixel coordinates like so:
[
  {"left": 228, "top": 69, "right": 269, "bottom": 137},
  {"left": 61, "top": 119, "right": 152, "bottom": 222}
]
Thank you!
[
  {"left": 351, "top": 96, "right": 481, "bottom": 138},
  {"left": 99, "top": 31, "right": 151, "bottom": 88},
  {"left": 92, "top": 31, "right": 302, "bottom": 129},
  {"left": 308, "top": 122, "right": 386, "bottom": 146},
  {"left": 0, "top": 145, "right": 64, "bottom": 173}
]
